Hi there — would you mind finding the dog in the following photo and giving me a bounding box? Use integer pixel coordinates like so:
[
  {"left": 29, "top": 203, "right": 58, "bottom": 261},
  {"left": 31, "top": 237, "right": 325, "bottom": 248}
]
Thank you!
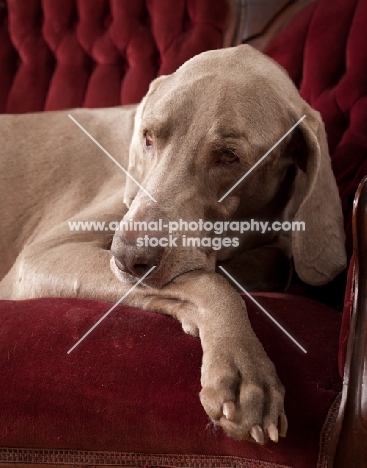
[{"left": 0, "top": 45, "right": 346, "bottom": 444}]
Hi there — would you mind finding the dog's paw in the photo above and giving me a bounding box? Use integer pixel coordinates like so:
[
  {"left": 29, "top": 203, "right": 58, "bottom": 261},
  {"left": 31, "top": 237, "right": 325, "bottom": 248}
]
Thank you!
[{"left": 199, "top": 346, "right": 287, "bottom": 444}]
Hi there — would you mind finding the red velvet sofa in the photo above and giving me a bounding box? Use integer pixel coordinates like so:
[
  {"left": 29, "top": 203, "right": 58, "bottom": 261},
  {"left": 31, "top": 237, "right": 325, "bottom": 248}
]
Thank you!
[{"left": 1, "top": 1, "right": 367, "bottom": 467}]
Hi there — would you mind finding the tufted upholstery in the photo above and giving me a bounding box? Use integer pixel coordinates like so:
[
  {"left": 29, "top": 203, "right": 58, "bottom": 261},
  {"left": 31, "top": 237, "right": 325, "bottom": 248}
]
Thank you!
[
  {"left": 1, "top": 0, "right": 367, "bottom": 467},
  {"left": 0, "top": 0, "right": 228, "bottom": 113},
  {"left": 266, "top": 0, "right": 367, "bottom": 259}
]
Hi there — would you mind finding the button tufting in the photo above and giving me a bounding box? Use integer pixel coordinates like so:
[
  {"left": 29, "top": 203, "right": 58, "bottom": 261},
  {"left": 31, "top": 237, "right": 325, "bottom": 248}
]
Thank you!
[{"left": 1, "top": 0, "right": 228, "bottom": 112}]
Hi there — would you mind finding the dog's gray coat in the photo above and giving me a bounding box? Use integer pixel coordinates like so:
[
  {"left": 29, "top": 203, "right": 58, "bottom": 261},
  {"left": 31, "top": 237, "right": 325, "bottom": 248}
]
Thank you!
[{"left": 0, "top": 45, "right": 346, "bottom": 444}]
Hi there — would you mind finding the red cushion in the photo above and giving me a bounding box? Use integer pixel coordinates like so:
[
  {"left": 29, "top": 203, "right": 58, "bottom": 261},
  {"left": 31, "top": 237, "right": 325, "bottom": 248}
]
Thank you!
[
  {"left": 266, "top": 0, "right": 367, "bottom": 259},
  {"left": 0, "top": 0, "right": 228, "bottom": 113},
  {"left": 1, "top": 1, "right": 362, "bottom": 466},
  {"left": 0, "top": 294, "right": 341, "bottom": 467}
]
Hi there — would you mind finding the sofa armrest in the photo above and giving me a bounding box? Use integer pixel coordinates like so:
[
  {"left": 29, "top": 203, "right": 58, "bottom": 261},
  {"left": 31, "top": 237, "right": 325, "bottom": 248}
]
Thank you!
[{"left": 328, "top": 176, "right": 367, "bottom": 467}]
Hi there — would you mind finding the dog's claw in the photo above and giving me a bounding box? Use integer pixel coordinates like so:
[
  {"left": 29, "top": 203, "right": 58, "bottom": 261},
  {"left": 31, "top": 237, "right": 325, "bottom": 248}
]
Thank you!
[
  {"left": 267, "top": 423, "right": 279, "bottom": 443},
  {"left": 222, "top": 401, "right": 235, "bottom": 421},
  {"left": 279, "top": 412, "right": 288, "bottom": 437},
  {"left": 200, "top": 344, "right": 285, "bottom": 444},
  {"left": 250, "top": 425, "right": 265, "bottom": 445}
]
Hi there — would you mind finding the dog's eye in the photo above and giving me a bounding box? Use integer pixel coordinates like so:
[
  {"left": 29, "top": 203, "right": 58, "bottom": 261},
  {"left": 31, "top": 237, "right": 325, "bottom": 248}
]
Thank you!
[
  {"left": 219, "top": 150, "right": 239, "bottom": 165},
  {"left": 143, "top": 131, "right": 153, "bottom": 148}
]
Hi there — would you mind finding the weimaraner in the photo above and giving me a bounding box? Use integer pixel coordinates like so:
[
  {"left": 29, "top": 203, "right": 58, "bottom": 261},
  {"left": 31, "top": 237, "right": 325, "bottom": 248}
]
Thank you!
[{"left": 0, "top": 45, "right": 346, "bottom": 445}]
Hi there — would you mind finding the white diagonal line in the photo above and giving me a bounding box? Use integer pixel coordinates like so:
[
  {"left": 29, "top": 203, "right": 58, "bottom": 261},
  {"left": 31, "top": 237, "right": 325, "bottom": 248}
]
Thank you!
[
  {"left": 68, "top": 114, "right": 157, "bottom": 203},
  {"left": 218, "top": 266, "right": 307, "bottom": 353},
  {"left": 67, "top": 266, "right": 156, "bottom": 354},
  {"left": 218, "top": 115, "right": 306, "bottom": 202}
]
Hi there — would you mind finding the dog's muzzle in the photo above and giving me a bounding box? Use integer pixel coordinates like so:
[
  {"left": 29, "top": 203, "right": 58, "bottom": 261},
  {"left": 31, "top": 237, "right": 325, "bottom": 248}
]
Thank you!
[{"left": 111, "top": 230, "right": 164, "bottom": 278}]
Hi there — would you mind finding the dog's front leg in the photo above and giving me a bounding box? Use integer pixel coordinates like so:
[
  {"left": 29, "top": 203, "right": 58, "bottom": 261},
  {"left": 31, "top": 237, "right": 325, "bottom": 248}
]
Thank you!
[
  {"left": 2, "top": 241, "right": 287, "bottom": 444},
  {"left": 133, "top": 270, "right": 288, "bottom": 444}
]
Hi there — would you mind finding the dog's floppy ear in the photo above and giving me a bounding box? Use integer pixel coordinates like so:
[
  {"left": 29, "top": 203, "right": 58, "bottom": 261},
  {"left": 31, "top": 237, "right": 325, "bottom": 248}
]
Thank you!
[
  {"left": 291, "top": 108, "right": 347, "bottom": 285},
  {"left": 123, "top": 76, "right": 167, "bottom": 208}
]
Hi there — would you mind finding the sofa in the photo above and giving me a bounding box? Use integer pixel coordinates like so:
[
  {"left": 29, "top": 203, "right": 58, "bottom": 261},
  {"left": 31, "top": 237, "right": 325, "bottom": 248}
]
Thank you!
[{"left": 1, "top": 0, "right": 367, "bottom": 467}]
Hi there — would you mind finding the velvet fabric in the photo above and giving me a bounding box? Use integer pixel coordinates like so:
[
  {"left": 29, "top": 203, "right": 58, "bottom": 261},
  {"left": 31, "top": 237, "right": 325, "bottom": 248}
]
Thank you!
[
  {"left": 266, "top": 0, "right": 367, "bottom": 261},
  {"left": 0, "top": 294, "right": 341, "bottom": 468},
  {"left": 265, "top": 0, "right": 367, "bottom": 390},
  {"left": 0, "top": 0, "right": 228, "bottom": 113},
  {"left": 1, "top": 0, "right": 366, "bottom": 466}
]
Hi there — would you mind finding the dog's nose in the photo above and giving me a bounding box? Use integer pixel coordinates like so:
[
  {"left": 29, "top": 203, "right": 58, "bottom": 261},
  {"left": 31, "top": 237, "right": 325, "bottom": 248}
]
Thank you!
[
  {"left": 111, "top": 230, "right": 164, "bottom": 278},
  {"left": 113, "top": 251, "right": 161, "bottom": 277}
]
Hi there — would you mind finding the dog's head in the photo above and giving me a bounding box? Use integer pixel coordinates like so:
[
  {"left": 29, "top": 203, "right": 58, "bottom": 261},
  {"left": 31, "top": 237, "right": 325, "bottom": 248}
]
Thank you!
[{"left": 111, "top": 44, "right": 346, "bottom": 288}]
